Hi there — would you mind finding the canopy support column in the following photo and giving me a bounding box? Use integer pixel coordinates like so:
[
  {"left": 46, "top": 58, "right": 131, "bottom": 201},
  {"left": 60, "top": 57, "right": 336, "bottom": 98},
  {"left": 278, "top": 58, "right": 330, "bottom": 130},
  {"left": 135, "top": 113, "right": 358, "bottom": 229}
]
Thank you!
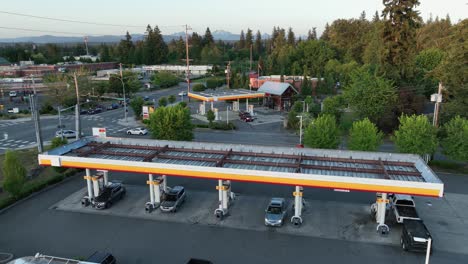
[
  {"left": 376, "top": 193, "right": 390, "bottom": 235},
  {"left": 214, "top": 180, "right": 232, "bottom": 219},
  {"left": 291, "top": 186, "right": 303, "bottom": 226}
]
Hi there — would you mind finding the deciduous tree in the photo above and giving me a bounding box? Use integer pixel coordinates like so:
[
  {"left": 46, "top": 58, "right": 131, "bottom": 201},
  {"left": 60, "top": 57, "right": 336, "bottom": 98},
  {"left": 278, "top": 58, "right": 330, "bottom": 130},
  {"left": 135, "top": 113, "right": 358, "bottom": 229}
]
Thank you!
[
  {"left": 304, "top": 114, "right": 340, "bottom": 149},
  {"left": 393, "top": 115, "right": 438, "bottom": 156},
  {"left": 348, "top": 118, "right": 383, "bottom": 151},
  {"left": 441, "top": 116, "right": 468, "bottom": 161},
  {"left": 2, "top": 150, "right": 27, "bottom": 198}
]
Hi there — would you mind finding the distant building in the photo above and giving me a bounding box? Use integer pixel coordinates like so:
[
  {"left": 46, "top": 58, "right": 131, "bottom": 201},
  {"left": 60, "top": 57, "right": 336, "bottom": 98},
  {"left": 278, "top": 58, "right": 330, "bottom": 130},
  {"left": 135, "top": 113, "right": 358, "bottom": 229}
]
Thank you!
[
  {"left": 0, "top": 61, "right": 117, "bottom": 77},
  {"left": 63, "top": 55, "right": 100, "bottom": 62},
  {"left": 143, "top": 65, "right": 213, "bottom": 76},
  {"left": 250, "top": 75, "right": 321, "bottom": 96},
  {"left": 258, "top": 81, "right": 298, "bottom": 111}
]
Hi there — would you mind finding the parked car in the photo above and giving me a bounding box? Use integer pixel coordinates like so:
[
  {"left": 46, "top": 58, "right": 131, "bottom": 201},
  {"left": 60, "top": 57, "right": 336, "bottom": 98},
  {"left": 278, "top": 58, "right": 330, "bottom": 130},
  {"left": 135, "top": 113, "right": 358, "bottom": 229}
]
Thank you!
[
  {"left": 264, "top": 198, "right": 288, "bottom": 226},
  {"left": 94, "top": 105, "right": 104, "bottom": 112},
  {"left": 144, "top": 96, "right": 150, "bottom": 101},
  {"left": 178, "top": 91, "right": 188, "bottom": 96},
  {"left": 401, "top": 219, "right": 433, "bottom": 253},
  {"left": 92, "top": 182, "right": 126, "bottom": 209},
  {"left": 126, "top": 127, "right": 148, "bottom": 135},
  {"left": 391, "top": 194, "right": 420, "bottom": 224},
  {"left": 160, "top": 186, "right": 186, "bottom": 212},
  {"left": 55, "top": 130, "right": 81, "bottom": 138},
  {"left": 87, "top": 108, "right": 96, "bottom": 115},
  {"left": 239, "top": 111, "right": 254, "bottom": 122},
  {"left": 80, "top": 109, "right": 88, "bottom": 115},
  {"left": 9, "top": 91, "right": 17, "bottom": 97},
  {"left": 86, "top": 251, "right": 117, "bottom": 264}
]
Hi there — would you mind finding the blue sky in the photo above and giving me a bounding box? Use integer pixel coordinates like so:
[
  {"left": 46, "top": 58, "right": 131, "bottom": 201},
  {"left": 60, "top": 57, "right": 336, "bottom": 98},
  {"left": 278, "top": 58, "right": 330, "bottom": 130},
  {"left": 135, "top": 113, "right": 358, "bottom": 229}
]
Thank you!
[{"left": 0, "top": 0, "right": 465, "bottom": 38}]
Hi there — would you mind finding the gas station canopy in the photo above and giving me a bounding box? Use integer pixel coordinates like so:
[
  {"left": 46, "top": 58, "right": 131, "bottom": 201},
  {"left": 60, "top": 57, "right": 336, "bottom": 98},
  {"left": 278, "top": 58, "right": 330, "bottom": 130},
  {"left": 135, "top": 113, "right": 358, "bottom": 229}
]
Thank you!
[
  {"left": 38, "top": 137, "right": 444, "bottom": 198},
  {"left": 188, "top": 89, "right": 264, "bottom": 102}
]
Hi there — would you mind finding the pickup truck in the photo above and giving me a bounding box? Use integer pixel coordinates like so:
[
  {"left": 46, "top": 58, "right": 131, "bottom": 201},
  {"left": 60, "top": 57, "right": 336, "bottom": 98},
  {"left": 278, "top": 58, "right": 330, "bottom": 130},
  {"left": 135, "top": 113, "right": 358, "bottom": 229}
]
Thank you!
[
  {"left": 391, "top": 194, "right": 420, "bottom": 224},
  {"left": 401, "top": 219, "right": 433, "bottom": 253}
]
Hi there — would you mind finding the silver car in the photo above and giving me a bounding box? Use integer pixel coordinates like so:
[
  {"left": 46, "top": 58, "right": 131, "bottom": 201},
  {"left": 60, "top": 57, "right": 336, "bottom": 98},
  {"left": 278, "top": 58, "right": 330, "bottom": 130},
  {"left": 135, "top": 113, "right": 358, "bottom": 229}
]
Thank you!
[
  {"left": 160, "top": 186, "right": 186, "bottom": 212},
  {"left": 264, "top": 198, "right": 287, "bottom": 226}
]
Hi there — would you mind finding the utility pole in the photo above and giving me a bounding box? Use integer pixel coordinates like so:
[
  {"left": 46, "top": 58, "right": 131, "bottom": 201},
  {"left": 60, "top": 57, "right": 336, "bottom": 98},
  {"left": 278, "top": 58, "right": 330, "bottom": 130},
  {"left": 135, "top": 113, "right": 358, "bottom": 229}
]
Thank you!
[
  {"left": 184, "top": 24, "right": 192, "bottom": 101},
  {"left": 432, "top": 82, "right": 443, "bottom": 128},
  {"left": 249, "top": 44, "right": 253, "bottom": 71},
  {"left": 74, "top": 72, "right": 81, "bottom": 140},
  {"left": 30, "top": 75, "right": 43, "bottom": 152},
  {"left": 119, "top": 63, "right": 128, "bottom": 122},
  {"left": 226, "top": 61, "right": 231, "bottom": 88},
  {"left": 84, "top": 36, "right": 89, "bottom": 56}
]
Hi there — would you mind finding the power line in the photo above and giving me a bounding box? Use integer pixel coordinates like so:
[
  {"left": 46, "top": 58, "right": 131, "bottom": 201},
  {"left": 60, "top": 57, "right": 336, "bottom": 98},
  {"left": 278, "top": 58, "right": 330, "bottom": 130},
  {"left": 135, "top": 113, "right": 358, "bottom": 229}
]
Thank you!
[
  {"left": 0, "top": 10, "right": 185, "bottom": 29},
  {"left": 0, "top": 26, "right": 96, "bottom": 36}
]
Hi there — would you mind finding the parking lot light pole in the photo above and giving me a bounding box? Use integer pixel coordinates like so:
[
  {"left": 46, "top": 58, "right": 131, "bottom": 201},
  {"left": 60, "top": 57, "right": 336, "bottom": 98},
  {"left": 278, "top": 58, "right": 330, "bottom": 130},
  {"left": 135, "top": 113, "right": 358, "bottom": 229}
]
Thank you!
[
  {"left": 119, "top": 63, "right": 128, "bottom": 122},
  {"left": 296, "top": 115, "right": 303, "bottom": 145},
  {"left": 226, "top": 106, "right": 231, "bottom": 125}
]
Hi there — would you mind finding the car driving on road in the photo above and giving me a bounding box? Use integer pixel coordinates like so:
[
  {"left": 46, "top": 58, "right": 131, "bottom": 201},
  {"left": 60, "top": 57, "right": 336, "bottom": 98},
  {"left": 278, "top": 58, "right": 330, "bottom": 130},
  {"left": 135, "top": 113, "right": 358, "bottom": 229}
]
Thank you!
[
  {"left": 92, "top": 182, "right": 126, "bottom": 209},
  {"left": 160, "top": 186, "right": 186, "bottom": 212},
  {"left": 126, "top": 127, "right": 148, "bottom": 135},
  {"left": 55, "top": 130, "right": 80, "bottom": 138},
  {"left": 178, "top": 91, "right": 188, "bottom": 96},
  {"left": 265, "top": 198, "right": 287, "bottom": 226}
]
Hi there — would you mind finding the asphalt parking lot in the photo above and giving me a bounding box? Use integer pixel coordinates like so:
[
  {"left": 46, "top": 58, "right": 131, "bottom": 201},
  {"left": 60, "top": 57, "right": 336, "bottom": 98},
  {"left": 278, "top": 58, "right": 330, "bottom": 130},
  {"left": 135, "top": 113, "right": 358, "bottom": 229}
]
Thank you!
[
  {"left": 1, "top": 172, "right": 467, "bottom": 264},
  {"left": 52, "top": 185, "right": 401, "bottom": 246}
]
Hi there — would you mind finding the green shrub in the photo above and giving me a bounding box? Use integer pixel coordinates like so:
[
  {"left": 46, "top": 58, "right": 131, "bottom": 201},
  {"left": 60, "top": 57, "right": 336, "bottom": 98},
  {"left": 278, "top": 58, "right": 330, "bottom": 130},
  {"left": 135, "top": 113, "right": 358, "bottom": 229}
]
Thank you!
[
  {"left": 210, "top": 122, "right": 236, "bottom": 130},
  {"left": 178, "top": 102, "right": 187, "bottom": 108},
  {"left": 158, "top": 97, "right": 167, "bottom": 107},
  {"left": 39, "top": 102, "right": 57, "bottom": 115},
  {"left": 192, "top": 83, "right": 206, "bottom": 92},
  {"left": 168, "top": 95, "right": 176, "bottom": 104}
]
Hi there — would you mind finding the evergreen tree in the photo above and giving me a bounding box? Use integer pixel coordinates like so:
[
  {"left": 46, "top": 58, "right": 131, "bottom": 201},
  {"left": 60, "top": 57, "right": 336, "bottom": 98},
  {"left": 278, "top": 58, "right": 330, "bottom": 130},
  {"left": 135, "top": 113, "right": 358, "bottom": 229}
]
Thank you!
[
  {"left": 381, "top": 0, "right": 422, "bottom": 82},
  {"left": 320, "top": 23, "right": 331, "bottom": 41},
  {"left": 372, "top": 11, "right": 380, "bottom": 22},
  {"left": 203, "top": 27, "right": 214, "bottom": 47},
  {"left": 118, "top": 31, "right": 134, "bottom": 64},
  {"left": 245, "top": 28, "right": 253, "bottom": 49},
  {"left": 254, "top": 30, "right": 263, "bottom": 57},
  {"left": 360, "top": 10, "right": 366, "bottom": 21},
  {"left": 287, "top": 27, "right": 295, "bottom": 46},
  {"left": 239, "top": 30, "right": 246, "bottom": 49},
  {"left": 307, "top": 28, "right": 317, "bottom": 40}
]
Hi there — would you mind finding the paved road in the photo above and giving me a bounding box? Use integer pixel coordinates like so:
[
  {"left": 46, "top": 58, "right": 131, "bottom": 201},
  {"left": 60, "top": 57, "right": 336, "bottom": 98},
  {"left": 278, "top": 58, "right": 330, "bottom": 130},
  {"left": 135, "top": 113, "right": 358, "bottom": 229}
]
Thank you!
[{"left": 2, "top": 174, "right": 467, "bottom": 264}]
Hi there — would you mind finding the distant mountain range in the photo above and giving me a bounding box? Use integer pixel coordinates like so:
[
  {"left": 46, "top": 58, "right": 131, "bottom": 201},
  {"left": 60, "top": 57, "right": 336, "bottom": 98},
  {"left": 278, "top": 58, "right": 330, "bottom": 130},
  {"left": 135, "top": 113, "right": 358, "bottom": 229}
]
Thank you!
[{"left": 0, "top": 30, "right": 268, "bottom": 44}]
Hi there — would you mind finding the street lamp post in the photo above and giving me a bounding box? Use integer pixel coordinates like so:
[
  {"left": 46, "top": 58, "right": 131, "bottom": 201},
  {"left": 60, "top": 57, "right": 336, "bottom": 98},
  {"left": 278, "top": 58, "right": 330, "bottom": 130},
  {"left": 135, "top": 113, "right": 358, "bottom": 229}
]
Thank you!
[
  {"left": 119, "top": 63, "right": 128, "bottom": 122},
  {"left": 296, "top": 115, "right": 303, "bottom": 145},
  {"left": 226, "top": 106, "right": 231, "bottom": 125}
]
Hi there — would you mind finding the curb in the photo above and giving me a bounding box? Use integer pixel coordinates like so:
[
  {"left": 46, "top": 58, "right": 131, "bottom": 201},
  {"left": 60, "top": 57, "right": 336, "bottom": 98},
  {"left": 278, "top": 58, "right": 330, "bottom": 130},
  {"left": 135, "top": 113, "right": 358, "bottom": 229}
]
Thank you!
[
  {"left": 0, "top": 253, "right": 14, "bottom": 264},
  {"left": 0, "top": 173, "right": 80, "bottom": 215}
]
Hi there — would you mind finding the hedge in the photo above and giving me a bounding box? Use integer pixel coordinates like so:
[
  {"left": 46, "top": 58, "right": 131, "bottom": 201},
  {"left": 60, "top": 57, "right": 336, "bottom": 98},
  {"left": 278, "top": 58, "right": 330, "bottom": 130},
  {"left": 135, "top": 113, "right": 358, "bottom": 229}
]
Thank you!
[
  {"left": 192, "top": 83, "right": 206, "bottom": 92},
  {"left": 206, "top": 77, "right": 226, "bottom": 89},
  {"left": 0, "top": 168, "right": 80, "bottom": 210}
]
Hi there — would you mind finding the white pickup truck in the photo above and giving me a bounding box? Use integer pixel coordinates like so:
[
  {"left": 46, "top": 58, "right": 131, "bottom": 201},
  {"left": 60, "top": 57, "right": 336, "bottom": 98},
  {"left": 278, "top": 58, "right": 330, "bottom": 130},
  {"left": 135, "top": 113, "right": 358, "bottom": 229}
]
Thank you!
[{"left": 391, "top": 194, "right": 420, "bottom": 224}]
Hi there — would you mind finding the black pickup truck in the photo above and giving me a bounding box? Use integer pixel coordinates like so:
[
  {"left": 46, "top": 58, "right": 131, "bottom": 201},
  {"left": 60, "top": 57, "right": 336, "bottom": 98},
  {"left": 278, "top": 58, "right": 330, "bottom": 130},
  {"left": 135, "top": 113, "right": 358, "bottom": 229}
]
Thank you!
[{"left": 401, "top": 219, "right": 433, "bottom": 252}]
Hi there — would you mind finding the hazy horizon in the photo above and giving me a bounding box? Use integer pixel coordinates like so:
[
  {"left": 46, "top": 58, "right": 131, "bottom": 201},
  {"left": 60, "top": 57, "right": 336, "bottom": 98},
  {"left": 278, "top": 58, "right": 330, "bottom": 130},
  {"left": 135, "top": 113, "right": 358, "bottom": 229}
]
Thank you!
[{"left": 0, "top": 0, "right": 466, "bottom": 39}]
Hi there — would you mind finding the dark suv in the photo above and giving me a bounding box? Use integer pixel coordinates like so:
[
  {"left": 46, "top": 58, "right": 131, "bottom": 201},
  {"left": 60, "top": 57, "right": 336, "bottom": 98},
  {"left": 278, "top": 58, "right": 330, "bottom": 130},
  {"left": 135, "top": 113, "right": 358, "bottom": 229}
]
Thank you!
[
  {"left": 86, "top": 251, "right": 116, "bottom": 264},
  {"left": 160, "top": 186, "right": 186, "bottom": 212},
  {"left": 401, "top": 219, "right": 433, "bottom": 252},
  {"left": 92, "top": 182, "right": 126, "bottom": 209}
]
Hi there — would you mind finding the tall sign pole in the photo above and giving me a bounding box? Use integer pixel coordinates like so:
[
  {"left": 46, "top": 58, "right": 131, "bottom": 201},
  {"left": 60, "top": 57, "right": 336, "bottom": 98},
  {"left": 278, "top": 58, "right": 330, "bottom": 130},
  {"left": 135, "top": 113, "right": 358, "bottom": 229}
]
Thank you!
[
  {"left": 30, "top": 75, "right": 43, "bottom": 152},
  {"left": 185, "top": 25, "right": 192, "bottom": 101},
  {"left": 433, "top": 82, "right": 443, "bottom": 128},
  {"left": 74, "top": 72, "right": 81, "bottom": 140}
]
